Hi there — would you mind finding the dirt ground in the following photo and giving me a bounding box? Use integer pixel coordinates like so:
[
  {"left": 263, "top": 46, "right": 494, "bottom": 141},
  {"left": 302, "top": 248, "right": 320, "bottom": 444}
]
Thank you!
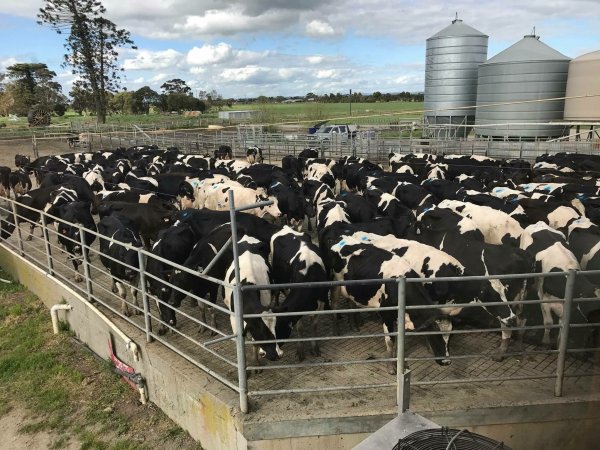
[
  {"left": 0, "top": 137, "right": 70, "bottom": 169},
  {"left": 0, "top": 408, "right": 81, "bottom": 450}
]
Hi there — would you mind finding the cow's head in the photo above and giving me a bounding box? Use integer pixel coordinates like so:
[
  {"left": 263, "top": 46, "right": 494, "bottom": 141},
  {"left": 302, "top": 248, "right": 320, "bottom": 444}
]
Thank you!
[{"left": 247, "top": 301, "right": 283, "bottom": 361}]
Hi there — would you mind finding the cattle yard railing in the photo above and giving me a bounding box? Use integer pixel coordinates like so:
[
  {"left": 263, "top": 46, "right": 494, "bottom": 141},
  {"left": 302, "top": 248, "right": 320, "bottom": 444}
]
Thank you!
[
  {"left": 0, "top": 195, "right": 599, "bottom": 415},
  {"left": 80, "top": 128, "right": 600, "bottom": 165}
]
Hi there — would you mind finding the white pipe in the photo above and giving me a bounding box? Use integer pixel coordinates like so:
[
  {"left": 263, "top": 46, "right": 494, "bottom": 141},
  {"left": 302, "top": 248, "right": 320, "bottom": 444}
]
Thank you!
[
  {"left": 85, "top": 300, "right": 141, "bottom": 362},
  {"left": 50, "top": 304, "right": 73, "bottom": 334}
]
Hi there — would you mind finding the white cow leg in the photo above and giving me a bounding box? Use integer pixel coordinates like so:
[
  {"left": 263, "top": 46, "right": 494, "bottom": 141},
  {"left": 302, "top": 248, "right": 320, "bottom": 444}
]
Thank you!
[
  {"left": 251, "top": 345, "right": 263, "bottom": 375},
  {"left": 130, "top": 278, "right": 140, "bottom": 315},
  {"left": 540, "top": 303, "right": 554, "bottom": 347},
  {"left": 383, "top": 323, "right": 396, "bottom": 375},
  {"left": 492, "top": 325, "right": 511, "bottom": 362},
  {"left": 116, "top": 281, "right": 130, "bottom": 317}
]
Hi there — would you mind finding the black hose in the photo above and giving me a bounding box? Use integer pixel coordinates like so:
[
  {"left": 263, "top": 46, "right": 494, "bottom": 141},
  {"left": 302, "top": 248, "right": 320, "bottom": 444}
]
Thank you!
[{"left": 392, "top": 427, "right": 513, "bottom": 450}]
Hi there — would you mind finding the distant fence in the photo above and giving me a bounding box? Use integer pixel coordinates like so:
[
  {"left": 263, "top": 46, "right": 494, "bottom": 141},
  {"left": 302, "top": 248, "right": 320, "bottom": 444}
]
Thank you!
[
  {"left": 83, "top": 129, "right": 600, "bottom": 164},
  {"left": 1, "top": 193, "right": 599, "bottom": 414}
]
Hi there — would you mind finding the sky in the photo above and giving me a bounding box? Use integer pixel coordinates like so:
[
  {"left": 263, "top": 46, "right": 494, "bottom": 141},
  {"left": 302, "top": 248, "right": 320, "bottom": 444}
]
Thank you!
[{"left": 0, "top": 0, "right": 599, "bottom": 99}]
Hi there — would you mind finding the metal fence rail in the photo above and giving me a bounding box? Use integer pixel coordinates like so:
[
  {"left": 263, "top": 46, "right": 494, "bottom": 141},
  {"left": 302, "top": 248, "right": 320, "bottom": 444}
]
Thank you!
[
  {"left": 0, "top": 194, "right": 599, "bottom": 415},
  {"left": 81, "top": 129, "right": 599, "bottom": 165}
]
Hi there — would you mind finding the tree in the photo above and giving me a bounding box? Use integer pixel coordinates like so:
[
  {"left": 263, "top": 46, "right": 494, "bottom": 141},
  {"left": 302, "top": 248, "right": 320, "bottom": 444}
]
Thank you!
[
  {"left": 70, "top": 81, "right": 94, "bottom": 115},
  {"left": 160, "top": 78, "right": 192, "bottom": 95},
  {"left": 4, "top": 63, "right": 64, "bottom": 115},
  {"left": 38, "top": 1, "right": 135, "bottom": 123},
  {"left": 109, "top": 91, "right": 134, "bottom": 114},
  {"left": 132, "top": 86, "right": 160, "bottom": 114},
  {"left": 165, "top": 93, "right": 205, "bottom": 112}
]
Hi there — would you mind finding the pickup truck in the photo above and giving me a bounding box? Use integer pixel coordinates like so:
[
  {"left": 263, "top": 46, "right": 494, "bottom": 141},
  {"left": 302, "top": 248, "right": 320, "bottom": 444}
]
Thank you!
[{"left": 309, "top": 124, "right": 358, "bottom": 143}]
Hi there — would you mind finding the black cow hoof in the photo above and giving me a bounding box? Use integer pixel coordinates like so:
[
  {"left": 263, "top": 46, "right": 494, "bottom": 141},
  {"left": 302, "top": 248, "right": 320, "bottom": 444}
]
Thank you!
[
  {"left": 491, "top": 354, "right": 504, "bottom": 363},
  {"left": 311, "top": 347, "right": 321, "bottom": 357},
  {"left": 296, "top": 350, "right": 306, "bottom": 362},
  {"left": 158, "top": 326, "right": 167, "bottom": 336}
]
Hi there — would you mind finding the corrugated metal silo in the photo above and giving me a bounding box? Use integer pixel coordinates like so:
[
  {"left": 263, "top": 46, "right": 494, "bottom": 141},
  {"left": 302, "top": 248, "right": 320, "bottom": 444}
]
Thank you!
[
  {"left": 475, "top": 35, "right": 571, "bottom": 140},
  {"left": 424, "top": 18, "right": 488, "bottom": 138},
  {"left": 564, "top": 50, "right": 600, "bottom": 121}
]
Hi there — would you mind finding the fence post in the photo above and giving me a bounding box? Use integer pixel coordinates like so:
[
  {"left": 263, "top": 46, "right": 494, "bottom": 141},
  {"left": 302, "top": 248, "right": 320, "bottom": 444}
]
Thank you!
[
  {"left": 137, "top": 248, "right": 153, "bottom": 343},
  {"left": 397, "top": 277, "right": 410, "bottom": 413},
  {"left": 40, "top": 213, "right": 54, "bottom": 276},
  {"left": 79, "top": 225, "right": 93, "bottom": 302},
  {"left": 11, "top": 202, "right": 24, "bottom": 256},
  {"left": 228, "top": 190, "right": 249, "bottom": 413},
  {"left": 555, "top": 269, "right": 576, "bottom": 397}
]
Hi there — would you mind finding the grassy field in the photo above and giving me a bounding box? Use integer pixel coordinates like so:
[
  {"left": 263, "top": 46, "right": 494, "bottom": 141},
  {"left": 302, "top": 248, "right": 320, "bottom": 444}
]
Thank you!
[
  {"left": 0, "top": 269, "right": 202, "bottom": 450},
  {"left": 0, "top": 101, "right": 424, "bottom": 133},
  {"left": 233, "top": 101, "right": 424, "bottom": 126}
]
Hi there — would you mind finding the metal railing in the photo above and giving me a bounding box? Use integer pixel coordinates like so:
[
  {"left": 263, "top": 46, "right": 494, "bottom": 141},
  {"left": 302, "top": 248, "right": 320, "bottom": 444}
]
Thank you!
[
  {"left": 0, "top": 194, "right": 599, "bottom": 415},
  {"left": 83, "top": 129, "right": 599, "bottom": 164}
]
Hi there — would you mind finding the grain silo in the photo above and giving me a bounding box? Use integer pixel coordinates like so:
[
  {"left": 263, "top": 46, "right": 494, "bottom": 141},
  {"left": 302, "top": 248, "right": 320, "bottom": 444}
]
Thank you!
[
  {"left": 475, "top": 34, "right": 570, "bottom": 140},
  {"left": 564, "top": 50, "right": 600, "bottom": 121},
  {"left": 424, "top": 18, "right": 488, "bottom": 138}
]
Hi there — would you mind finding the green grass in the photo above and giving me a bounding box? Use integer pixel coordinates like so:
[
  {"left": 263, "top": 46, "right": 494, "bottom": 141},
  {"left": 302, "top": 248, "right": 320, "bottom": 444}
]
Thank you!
[
  {"left": 0, "top": 101, "right": 423, "bottom": 135},
  {"left": 0, "top": 268, "right": 202, "bottom": 449},
  {"left": 232, "top": 100, "right": 424, "bottom": 126}
]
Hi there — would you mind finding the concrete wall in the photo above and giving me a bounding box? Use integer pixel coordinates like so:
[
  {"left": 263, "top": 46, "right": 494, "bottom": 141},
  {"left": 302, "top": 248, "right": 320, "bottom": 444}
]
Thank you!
[{"left": 0, "top": 246, "right": 247, "bottom": 450}]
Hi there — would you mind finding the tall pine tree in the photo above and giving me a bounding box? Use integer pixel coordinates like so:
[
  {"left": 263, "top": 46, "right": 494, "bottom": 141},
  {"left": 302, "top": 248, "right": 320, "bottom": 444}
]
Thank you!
[{"left": 38, "top": 1, "right": 135, "bottom": 123}]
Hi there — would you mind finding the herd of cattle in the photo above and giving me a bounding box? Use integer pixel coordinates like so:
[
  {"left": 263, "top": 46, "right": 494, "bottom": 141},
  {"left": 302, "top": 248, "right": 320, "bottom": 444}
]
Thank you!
[{"left": 1, "top": 146, "right": 600, "bottom": 373}]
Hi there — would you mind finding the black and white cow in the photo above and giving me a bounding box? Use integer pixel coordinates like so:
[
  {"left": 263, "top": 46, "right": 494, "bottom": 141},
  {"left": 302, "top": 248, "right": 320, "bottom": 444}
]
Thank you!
[
  {"left": 97, "top": 201, "right": 175, "bottom": 248},
  {"left": 416, "top": 204, "right": 486, "bottom": 243},
  {"left": 568, "top": 219, "right": 600, "bottom": 281},
  {"left": 9, "top": 168, "right": 32, "bottom": 197},
  {"left": 0, "top": 167, "right": 11, "bottom": 198},
  {"left": 214, "top": 145, "right": 233, "bottom": 160},
  {"left": 169, "top": 223, "right": 237, "bottom": 334},
  {"left": 98, "top": 214, "right": 144, "bottom": 316},
  {"left": 351, "top": 232, "right": 522, "bottom": 359},
  {"left": 520, "top": 221, "right": 596, "bottom": 348},
  {"left": 54, "top": 201, "right": 97, "bottom": 282},
  {"left": 246, "top": 146, "right": 264, "bottom": 164},
  {"left": 328, "top": 237, "right": 451, "bottom": 373},
  {"left": 202, "top": 184, "right": 281, "bottom": 219},
  {"left": 146, "top": 222, "right": 196, "bottom": 334},
  {"left": 270, "top": 226, "right": 329, "bottom": 360},
  {"left": 224, "top": 235, "right": 281, "bottom": 366},
  {"left": 438, "top": 199, "right": 523, "bottom": 246}
]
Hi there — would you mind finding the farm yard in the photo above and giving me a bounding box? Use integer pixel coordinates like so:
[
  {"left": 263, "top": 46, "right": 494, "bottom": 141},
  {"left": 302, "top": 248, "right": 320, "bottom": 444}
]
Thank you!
[{"left": 0, "top": 135, "right": 600, "bottom": 448}]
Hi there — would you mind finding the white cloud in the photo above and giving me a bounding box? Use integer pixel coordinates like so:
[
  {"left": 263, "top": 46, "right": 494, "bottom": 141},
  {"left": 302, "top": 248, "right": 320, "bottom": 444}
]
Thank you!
[
  {"left": 149, "top": 73, "right": 171, "bottom": 84},
  {"left": 123, "top": 49, "right": 182, "bottom": 71},
  {"left": 173, "top": 7, "right": 298, "bottom": 37},
  {"left": 186, "top": 43, "right": 232, "bottom": 65},
  {"left": 189, "top": 67, "right": 206, "bottom": 74},
  {"left": 305, "top": 20, "right": 336, "bottom": 37},
  {"left": 221, "top": 67, "right": 261, "bottom": 82},
  {"left": 316, "top": 69, "right": 337, "bottom": 79},
  {"left": 306, "top": 56, "right": 324, "bottom": 65},
  {"left": 0, "top": 57, "right": 18, "bottom": 71},
  {"left": 133, "top": 77, "right": 145, "bottom": 84}
]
